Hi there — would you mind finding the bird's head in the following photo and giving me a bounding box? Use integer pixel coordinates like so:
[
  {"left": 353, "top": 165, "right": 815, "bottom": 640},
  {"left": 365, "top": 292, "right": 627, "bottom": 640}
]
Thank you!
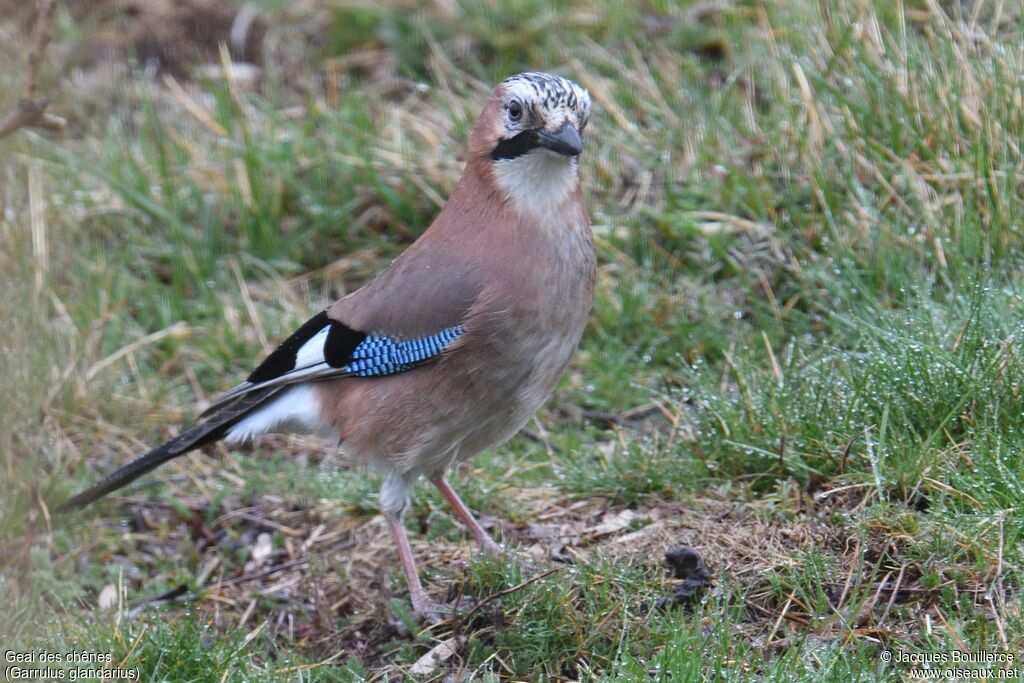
[{"left": 470, "top": 72, "right": 592, "bottom": 214}]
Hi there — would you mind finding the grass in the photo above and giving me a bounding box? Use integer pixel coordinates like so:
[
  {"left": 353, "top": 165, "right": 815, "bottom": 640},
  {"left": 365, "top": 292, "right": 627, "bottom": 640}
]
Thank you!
[{"left": 2, "top": 0, "right": 1023, "bottom": 679}]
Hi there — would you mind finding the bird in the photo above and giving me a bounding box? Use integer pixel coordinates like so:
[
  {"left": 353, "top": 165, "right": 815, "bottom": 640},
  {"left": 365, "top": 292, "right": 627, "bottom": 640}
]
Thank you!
[{"left": 58, "top": 71, "right": 595, "bottom": 617}]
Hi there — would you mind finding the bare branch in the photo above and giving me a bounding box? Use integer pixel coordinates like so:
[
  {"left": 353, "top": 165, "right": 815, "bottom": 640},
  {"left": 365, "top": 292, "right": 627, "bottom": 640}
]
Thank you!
[
  {"left": 0, "top": 0, "right": 67, "bottom": 141},
  {"left": 24, "top": 0, "right": 58, "bottom": 101}
]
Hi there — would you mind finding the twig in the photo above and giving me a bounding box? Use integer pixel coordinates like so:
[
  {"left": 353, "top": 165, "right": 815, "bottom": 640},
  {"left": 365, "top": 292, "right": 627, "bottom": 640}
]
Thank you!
[
  {"left": 126, "top": 583, "right": 192, "bottom": 617},
  {"left": 765, "top": 592, "right": 794, "bottom": 645},
  {"left": 880, "top": 563, "right": 907, "bottom": 624},
  {"left": 23, "top": 0, "right": 57, "bottom": 101},
  {"left": 0, "top": 0, "right": 67, "bottom": 140},
  {"left": 460, "top": 567, "right": 561, "bottom": 623}
]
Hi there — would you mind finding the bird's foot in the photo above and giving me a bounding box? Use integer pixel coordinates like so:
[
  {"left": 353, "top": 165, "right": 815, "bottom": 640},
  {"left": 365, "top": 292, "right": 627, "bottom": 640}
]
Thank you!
[
  {"left": 411, "top": 592, "right": 453, "bottom": 623},
  {"left": 479, "top": 536, "right": 505, "bottom": 557}
]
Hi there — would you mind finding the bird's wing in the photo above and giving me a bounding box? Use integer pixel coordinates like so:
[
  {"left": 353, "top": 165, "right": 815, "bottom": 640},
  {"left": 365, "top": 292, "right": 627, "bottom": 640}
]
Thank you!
[
  {"left": 200, "top": 311, "right": 466, "bottom": 417},
  {"left": 201, "top": 248, "right": 482, "bottom": 418},
  {"left": 63, "top": 250, "right": 477, "bottom": 509}
]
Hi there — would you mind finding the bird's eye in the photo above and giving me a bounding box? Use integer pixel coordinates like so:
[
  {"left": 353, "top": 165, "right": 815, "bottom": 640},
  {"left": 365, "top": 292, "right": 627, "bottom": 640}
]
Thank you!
[{"left": 508, "top": 100, "right": 523, "bottom": 122}]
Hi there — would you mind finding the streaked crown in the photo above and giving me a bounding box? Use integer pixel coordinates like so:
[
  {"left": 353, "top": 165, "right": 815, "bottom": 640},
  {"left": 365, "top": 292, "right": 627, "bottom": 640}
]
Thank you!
[
  {"left": 469, "top": 71, "right": 592, "bottom": 214},
  {"left": 485, "top": 72, "right": 591, "bottom": 162},
  {"left": 501, "top": 72, "right": 591, "bottom": 132}
]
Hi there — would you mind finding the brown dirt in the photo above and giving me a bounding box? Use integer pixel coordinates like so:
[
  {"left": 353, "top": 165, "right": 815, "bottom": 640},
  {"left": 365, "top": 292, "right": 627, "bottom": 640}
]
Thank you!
[
  {"left": 73, "top": 0, "right": 264, "bottom": 74},
  {"left": 54, "top": 473, "right": 998, "bottom": 679},
  {"left": 1, "top": 0, "right": 266, "bottom": 76}
]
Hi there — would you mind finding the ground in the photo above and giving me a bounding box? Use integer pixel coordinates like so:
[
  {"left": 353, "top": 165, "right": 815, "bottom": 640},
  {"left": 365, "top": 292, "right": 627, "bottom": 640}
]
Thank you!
[{"left": 1, "top": 0, "right": 1022, "bottom": 680}]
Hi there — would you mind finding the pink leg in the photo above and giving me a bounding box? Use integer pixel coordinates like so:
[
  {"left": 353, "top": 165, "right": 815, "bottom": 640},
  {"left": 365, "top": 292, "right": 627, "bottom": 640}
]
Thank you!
[
  {"left": 431, "top": 477, "right": 504, "bottom": 556},
  {"left": 385, "top": 513, "right": 448, "bottom": 617}
]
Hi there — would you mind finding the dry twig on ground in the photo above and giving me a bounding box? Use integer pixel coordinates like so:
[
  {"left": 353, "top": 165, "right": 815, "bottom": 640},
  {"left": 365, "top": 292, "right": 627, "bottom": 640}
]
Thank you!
[{"left": 0, "top": 0, "right": 66, "bottom": 140}]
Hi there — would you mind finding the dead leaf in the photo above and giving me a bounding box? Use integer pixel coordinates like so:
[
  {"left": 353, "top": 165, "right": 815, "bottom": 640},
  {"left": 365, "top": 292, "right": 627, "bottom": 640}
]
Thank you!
[
  {"left": 584, "top": 509, "right": 636, "bottom": 539},
  {"left": 409, "top": 637, "right": 464, "bottom": 676},
  {"left": 250, "top": 532, "right": 273, "bottom": 568}
]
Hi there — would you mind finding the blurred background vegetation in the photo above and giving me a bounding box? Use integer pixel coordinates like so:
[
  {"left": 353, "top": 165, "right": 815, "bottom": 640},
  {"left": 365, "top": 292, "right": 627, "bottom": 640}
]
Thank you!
[{"left": 1, "top": 0, "right": 1022, "bottom": 680}]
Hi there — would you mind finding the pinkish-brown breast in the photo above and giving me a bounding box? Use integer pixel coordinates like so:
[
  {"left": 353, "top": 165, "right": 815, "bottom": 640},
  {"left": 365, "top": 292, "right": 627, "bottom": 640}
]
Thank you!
[{"left": 315, "top": 166, "right": 594, "bottom": 477}]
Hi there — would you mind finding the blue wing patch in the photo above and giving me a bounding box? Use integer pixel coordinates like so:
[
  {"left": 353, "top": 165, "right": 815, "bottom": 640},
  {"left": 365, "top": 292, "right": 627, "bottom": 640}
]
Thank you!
[
  {"left": 345, "top": 326, "right": 465, "bottom": 377},
  {"left": 202, "top": 321, "right": 465, "bottom": 418}
]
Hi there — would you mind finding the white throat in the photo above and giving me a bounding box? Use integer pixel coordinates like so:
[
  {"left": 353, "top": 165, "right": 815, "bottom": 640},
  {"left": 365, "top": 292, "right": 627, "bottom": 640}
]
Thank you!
[{"left": 492, "top": 150, "right": 579, "bottom": 216}]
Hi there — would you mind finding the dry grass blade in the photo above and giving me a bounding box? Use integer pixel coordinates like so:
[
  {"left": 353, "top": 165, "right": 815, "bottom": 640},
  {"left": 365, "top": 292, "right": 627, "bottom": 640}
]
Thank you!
[
  {"left": 85, "top": 321, "right": 190, "bottom": 380},
  {"left": 162, "top": 73, "right": 228, "bottom": 137}
]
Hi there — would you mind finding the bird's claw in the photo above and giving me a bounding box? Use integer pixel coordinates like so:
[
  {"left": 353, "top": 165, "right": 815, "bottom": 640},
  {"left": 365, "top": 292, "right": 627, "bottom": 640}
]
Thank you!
[
  {"left": 411, "top": 594, "right": 454, "bottom": 623},
  {"left": 480, "top": 538, "right": 505, "bottom": 557}
]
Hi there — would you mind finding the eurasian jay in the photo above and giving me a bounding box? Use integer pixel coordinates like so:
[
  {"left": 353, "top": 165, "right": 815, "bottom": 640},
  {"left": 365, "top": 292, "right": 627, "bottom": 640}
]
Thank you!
[{"left": 59, "top": 72, "right": 595, "bottom": 617}]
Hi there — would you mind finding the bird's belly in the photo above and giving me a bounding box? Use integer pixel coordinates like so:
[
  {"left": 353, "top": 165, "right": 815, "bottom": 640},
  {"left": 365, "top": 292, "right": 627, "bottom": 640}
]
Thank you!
[{"left": 457, "top": 322, "right": 582, "bottom": 455}]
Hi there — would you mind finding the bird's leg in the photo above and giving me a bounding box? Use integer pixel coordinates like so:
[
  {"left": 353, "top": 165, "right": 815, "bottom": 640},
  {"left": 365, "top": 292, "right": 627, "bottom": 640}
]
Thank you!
[
  {"left": 430, "top": 477, "right": 504, "bottom": 556},
  {"left": 384, "top": 512, "right": 449, "bottom": 618}
]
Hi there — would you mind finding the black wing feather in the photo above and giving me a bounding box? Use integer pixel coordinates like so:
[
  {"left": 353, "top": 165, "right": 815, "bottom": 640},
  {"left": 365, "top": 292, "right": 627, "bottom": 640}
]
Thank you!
[
  {"left": 56, "top": 387, "right": 283, "bottom": 512},
  {"left": 247, "top": 310, "right": 367, "bottom": 383},
  {"left": 59, "top": 311, "right": 455, "bottom": 513}
]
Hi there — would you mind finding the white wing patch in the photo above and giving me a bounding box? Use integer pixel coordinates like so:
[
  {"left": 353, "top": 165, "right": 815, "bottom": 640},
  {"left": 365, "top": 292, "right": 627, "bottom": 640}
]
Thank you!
[
  {"left": 224, "top": 384, "right": 333, "bottom": 443},
  {"left": 203, "top": 325, "right": 336, "bottom": 416},
  {"left": 294, "top": 326, "right": 331, "bottom": 369}
]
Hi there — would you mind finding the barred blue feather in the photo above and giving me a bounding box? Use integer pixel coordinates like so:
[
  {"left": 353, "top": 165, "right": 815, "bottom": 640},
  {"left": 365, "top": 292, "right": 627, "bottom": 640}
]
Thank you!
[{"left": 345, "top": 326, "right": 465, "bottom": 377}]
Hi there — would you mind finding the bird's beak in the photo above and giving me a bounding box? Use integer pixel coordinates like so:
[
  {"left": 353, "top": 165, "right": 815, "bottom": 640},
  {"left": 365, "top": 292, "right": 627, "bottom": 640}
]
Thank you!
[{"left": 536, "top": 123, "right": 582, "bottom": 156}]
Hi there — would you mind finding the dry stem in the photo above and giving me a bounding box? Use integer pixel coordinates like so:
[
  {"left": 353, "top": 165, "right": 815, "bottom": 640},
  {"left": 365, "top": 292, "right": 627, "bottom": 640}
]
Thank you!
[{"left": 0, "top": 0, "right": 66, "bottom": 140}]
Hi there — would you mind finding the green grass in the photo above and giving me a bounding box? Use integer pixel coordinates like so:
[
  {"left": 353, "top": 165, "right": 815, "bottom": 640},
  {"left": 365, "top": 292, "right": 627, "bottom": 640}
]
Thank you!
[{"left": 2, "top": 0, "right": 1023, "bottom": 679}]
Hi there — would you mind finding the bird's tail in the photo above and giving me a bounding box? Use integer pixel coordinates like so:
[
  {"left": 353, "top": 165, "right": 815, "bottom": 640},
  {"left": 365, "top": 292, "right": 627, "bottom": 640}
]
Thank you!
[{"left": 56, "top": 387, "right": 284, "bottom": 513}]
